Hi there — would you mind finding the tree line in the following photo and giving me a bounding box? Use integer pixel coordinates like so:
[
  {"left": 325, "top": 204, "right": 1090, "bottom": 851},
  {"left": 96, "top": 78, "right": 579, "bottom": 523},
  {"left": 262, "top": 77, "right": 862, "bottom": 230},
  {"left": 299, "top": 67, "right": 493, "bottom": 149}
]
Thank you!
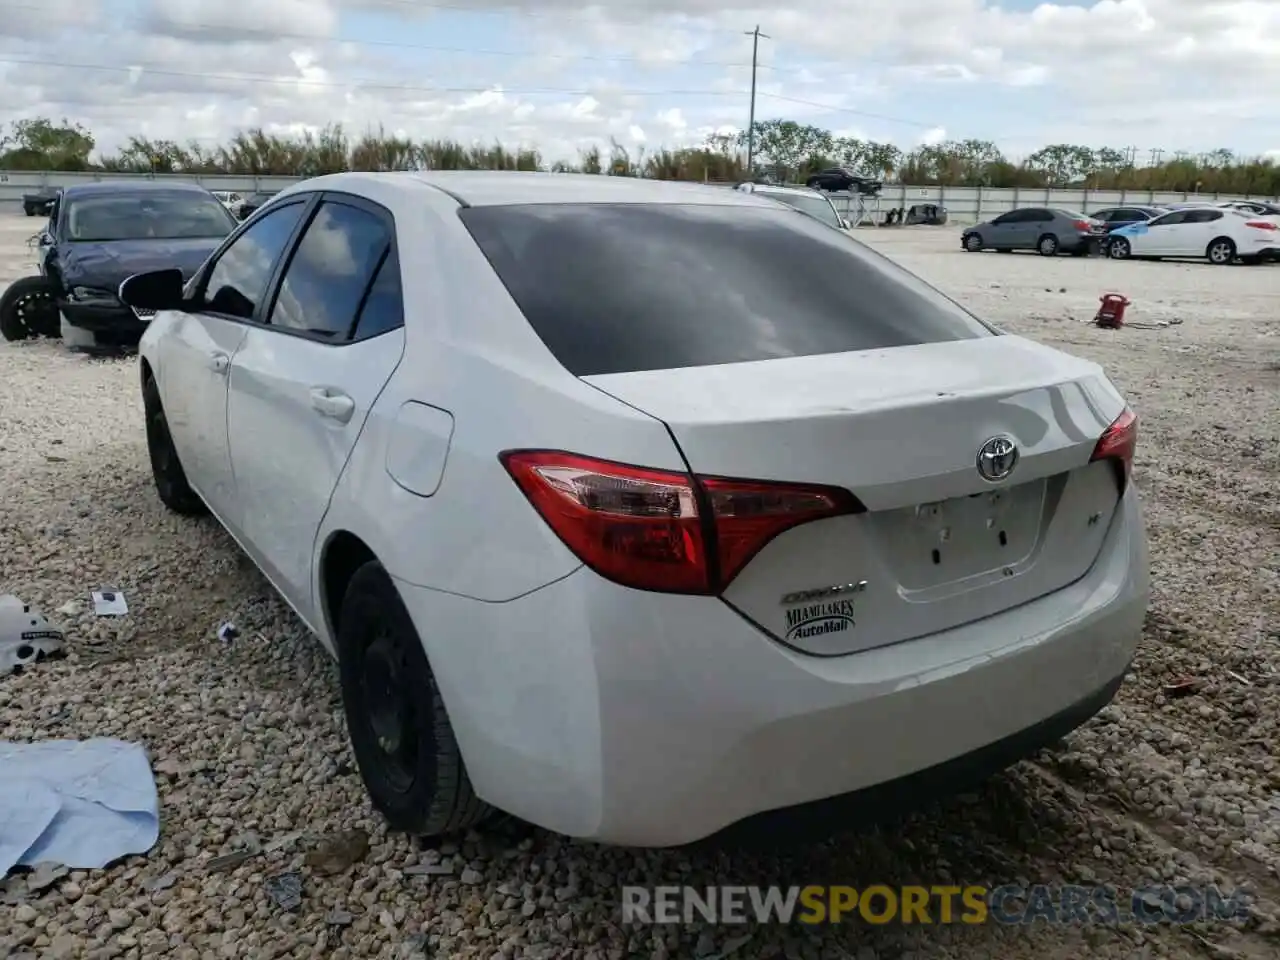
[{"left": 3, "top": 115, "right": 1277, "bottom": 196}]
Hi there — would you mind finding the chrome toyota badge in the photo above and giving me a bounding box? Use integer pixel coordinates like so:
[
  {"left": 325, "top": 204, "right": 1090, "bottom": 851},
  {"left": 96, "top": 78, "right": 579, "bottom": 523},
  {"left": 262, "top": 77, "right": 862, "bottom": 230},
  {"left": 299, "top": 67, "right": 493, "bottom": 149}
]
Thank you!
[{"left": 976, "top": 436, "right": 1018, "bottom": 482}]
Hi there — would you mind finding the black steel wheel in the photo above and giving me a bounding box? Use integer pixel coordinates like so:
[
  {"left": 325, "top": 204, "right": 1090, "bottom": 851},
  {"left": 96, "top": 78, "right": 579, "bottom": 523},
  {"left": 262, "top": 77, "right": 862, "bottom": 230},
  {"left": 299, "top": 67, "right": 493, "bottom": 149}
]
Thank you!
[
  {"left": 143, "top": 374, "right": 207, "bottom": 515},
  {"left": 337, "top": 560, "right": 493, "bottom": 836},
  {"left": 0, "top": 276, "right": 60, "bottom": 341}
]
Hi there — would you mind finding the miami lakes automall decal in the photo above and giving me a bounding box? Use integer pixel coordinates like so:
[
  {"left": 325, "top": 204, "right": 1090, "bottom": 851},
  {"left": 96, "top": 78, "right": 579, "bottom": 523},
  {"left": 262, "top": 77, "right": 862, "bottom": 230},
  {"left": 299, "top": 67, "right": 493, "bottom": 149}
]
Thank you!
[{"left": 784, "top": 599, "right": 856, "bottom": 640}]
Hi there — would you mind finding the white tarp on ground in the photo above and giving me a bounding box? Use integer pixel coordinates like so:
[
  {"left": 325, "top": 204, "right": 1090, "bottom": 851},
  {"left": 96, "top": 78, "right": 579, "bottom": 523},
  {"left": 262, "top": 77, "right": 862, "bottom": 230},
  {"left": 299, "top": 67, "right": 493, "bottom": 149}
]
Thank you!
[{"left": 0, "top": 738, "right": 159, "bottom": 875}]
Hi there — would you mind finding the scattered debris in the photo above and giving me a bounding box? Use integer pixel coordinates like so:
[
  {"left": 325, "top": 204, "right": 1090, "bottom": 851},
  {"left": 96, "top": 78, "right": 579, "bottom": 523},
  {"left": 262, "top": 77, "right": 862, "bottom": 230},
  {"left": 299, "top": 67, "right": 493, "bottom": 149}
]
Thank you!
[
  {"left": 143, "top": 871, "right": 177, "bottom": 893},
  {"left": 264, "top": 871, "right": 304, "bottom": 911},
  {"left": 304, "top": 829, "right": 369, "bottom": 876},
  {"left": 325, "top": 909, "right": 355, "bottom": 926},
  {"left": 264, "top": 831, "right": 303, "bottom": 853},
  {"left": 0, "top": 595, "right": 65, "bottom": 675},
  {"left": 1226, "top": 670, "right": 1252, "bottom": 686},
  {"left": 216, "top": 621, "right": 239, "bottom": 644},
  {"left": 90, "top": 589, "right": 128, "bottom": 616},
  {"left": 205, "top": 850, "right": 256, "bottom": 873},
  {"left": 205, "top": 833, "right": 261, "bottom": 873},
  {"left": 26, "top": 862, "right": 69, "bottom": 894},
  {"left": 1163, "top": 676, "right": 1200, "bottom": 698}
]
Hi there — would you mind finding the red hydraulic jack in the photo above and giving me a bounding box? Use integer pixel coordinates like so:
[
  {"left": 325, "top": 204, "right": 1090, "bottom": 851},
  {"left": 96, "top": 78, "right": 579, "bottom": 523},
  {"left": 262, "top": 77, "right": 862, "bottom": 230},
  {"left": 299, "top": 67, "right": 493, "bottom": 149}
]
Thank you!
[{"left": 1094, "top": 293, "right": 1130, "bottom": 329}]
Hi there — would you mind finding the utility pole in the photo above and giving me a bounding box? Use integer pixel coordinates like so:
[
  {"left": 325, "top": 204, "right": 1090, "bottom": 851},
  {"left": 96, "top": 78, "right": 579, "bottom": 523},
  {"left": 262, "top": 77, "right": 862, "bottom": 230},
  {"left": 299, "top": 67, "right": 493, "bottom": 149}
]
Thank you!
[
  {"left": 1149, "top": 148, "right": 1163, "bottom": 166},
  {"left": 744, "top": 24, "right": 770, "bottom": 177}
]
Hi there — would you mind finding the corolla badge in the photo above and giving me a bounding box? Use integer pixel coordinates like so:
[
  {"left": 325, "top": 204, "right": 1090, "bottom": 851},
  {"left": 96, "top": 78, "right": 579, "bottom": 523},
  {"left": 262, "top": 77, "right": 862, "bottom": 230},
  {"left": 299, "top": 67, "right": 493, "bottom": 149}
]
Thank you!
[{"left": 976, "top": 435, "right": 1019, "bottom": 482}]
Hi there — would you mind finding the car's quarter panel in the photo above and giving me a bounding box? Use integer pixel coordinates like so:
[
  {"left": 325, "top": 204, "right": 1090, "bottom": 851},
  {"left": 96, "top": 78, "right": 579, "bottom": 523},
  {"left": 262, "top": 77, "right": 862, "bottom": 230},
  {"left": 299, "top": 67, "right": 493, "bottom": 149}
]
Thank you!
[
  {"left": 311, "top": 178, "right": 694, "bottom": 639},
  {"left": 390, "top": 482, "right": 1148, "bottom": 846},
  {"left": 317, "top": 347, "right": 690, "bottom": 619}
]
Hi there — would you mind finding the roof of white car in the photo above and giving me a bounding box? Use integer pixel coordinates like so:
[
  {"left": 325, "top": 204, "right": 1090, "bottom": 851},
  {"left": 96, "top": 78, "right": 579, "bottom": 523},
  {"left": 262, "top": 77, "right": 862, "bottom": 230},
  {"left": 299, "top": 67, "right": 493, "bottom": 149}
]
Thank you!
[{"left": 286, "top": 170, "right": 779, "bottom": 208}]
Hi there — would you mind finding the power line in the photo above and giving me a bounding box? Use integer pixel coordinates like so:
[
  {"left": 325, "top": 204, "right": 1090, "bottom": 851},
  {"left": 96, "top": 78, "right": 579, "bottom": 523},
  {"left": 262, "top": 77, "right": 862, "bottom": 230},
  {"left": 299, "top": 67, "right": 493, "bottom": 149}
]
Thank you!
[
  {"left": 0, "top": 55, "right": 754, "bottom": 99},
  {"left": 756, "top": 93, "right": 936, "bottom": 129},
  {"left": 0, "top": 1, "right": 812, "bottom": 76}
]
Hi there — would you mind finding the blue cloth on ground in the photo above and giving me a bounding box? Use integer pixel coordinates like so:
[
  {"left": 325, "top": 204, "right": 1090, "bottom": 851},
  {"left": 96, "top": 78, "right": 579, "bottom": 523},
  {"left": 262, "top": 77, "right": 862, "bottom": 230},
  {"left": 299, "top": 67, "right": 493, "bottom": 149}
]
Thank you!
[{"left": 0, "top": 738, "right": 160, "bottom": 875}]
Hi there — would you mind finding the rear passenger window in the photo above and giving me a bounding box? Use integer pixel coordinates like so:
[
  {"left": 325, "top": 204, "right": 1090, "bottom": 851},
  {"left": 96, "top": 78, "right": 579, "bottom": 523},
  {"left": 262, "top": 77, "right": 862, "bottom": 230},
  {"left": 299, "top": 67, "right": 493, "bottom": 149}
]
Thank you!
[
  {"left": 267, "top": 200, "right": 391, "bottom": 340},
  {"left": 351, "top": 250, "right": 404, "bottom": 340},
  {"left": 460, "top": 202, "right": 995, "bottom": 377}
]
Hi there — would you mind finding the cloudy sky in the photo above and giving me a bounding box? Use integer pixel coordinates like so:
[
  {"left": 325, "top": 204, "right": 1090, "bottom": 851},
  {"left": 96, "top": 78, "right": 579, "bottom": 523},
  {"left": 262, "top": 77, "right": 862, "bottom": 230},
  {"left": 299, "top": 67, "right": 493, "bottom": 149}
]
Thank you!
[{"left": 1, "top": 0, "right": 1277, "bottom": 163}]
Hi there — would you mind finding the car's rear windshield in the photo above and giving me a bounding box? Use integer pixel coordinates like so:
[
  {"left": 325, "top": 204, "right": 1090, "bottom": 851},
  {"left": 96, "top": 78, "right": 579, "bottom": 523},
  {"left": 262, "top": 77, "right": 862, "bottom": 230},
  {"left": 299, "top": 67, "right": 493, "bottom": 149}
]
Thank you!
[
  {"left": 459, "top": 202, "right": 995, "bottom": 376},
  {"left": 64, "top": 192, "right": 237, "bottom": 242},
  {"left": 1056, "top": 209, "right": 1088, "bottom": 219}
]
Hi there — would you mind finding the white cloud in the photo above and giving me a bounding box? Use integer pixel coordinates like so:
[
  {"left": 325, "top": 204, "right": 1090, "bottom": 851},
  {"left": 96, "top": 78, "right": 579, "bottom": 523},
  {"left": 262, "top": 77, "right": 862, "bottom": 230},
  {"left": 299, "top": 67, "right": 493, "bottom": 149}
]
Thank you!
[
  {"left": 918, "top": 126, "right": 947, "bottom": 147},
  {"left": 0, "top": 0, "right": 1273, "bottom": 165}
]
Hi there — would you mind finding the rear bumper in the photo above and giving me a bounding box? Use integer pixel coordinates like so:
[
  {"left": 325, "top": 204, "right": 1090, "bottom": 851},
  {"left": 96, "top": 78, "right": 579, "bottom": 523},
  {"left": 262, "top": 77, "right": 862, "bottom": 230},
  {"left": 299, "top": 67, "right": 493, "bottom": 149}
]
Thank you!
[
  {"left": 1065, "top": 233, "right": 1107, "bottom": 252},
  {"left": 395, "top": 485, "right": 1150, "bottom": 846}
]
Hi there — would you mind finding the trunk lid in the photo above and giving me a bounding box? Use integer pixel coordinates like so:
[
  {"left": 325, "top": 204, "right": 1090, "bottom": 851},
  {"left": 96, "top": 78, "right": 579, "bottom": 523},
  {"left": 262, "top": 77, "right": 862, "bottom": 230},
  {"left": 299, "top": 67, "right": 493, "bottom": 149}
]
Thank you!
[{"left": 583, "top": 335, "right": 1128, "bottom": 656}]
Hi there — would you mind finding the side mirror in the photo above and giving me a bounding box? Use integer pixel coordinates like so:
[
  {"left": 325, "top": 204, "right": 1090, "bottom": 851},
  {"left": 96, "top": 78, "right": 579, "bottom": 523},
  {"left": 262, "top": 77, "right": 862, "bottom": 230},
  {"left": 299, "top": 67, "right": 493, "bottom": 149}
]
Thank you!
[
  {"left": 119, "top": 268, "right": 186, "bottom": 313},
  {"left": 841, "top": 218, "right": 851, "bottom": 230},
  {"left": 37, "top": 232, "right": 53, "bottom": 247}
]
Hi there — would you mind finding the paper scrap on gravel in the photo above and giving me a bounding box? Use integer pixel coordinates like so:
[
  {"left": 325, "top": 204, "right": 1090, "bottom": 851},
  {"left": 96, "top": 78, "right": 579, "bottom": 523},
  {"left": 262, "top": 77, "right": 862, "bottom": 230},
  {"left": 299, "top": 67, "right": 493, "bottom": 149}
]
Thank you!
[{"left": 0, "top": 738, "right": 160, "bottom": 875}]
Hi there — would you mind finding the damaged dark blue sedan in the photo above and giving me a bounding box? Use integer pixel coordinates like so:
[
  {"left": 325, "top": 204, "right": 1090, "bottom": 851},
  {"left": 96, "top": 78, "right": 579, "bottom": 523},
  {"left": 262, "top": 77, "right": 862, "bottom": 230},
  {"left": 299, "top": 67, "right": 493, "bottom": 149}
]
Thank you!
[{"left": 2, "top": 180, "right": 238, "bottom": 348}]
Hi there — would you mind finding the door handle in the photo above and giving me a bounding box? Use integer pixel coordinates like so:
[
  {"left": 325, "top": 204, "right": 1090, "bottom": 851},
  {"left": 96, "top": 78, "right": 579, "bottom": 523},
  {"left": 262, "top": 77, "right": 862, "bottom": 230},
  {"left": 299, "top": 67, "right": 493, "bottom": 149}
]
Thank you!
[
  {"left": 310, "top": 387, "right": 355, "bottom": 424},
  {"left": 209, "top": 352, "right": 229, "bottom": 374}
]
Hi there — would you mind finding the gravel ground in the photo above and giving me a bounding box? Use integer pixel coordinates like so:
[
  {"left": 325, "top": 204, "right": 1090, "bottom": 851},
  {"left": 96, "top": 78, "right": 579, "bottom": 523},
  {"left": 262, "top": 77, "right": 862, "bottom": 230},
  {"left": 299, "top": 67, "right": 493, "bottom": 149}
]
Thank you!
[{"left": 1, "top": 214, "right": 1277, "bottom": 960}]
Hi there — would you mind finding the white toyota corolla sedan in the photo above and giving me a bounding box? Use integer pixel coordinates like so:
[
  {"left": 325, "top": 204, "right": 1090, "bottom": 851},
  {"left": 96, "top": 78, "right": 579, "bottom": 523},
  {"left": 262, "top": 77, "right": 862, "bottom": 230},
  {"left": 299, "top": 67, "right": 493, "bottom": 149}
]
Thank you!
[{"left": 122, "top": 171, "right": 1150, "bottom": 847}]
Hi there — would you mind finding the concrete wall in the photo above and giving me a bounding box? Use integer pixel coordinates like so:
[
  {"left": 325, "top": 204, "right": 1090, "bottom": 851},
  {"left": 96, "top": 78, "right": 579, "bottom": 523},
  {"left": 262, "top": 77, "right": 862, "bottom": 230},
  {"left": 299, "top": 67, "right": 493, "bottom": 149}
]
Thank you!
[
  {"left": 3, "top": 170, "right": 1276, "bottom": 224},
  {"left": 0, "top": 170, "right": 305, "bottom": 208},
  {"left": 823, "top": 184, "right": 1280, "bottom": 225}
]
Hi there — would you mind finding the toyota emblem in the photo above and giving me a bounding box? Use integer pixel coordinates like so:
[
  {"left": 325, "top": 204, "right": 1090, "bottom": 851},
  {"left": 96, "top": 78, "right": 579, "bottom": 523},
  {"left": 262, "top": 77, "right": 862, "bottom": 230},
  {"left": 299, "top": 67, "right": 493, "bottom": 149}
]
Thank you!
[{"left": 976, "top": 436, "right": 1019, "bottom": 482}]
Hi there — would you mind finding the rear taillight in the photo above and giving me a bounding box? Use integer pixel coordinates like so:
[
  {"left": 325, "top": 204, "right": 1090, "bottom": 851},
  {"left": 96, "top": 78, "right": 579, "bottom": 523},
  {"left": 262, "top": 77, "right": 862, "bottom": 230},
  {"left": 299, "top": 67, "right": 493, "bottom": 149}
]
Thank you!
[
  {"left": 500, "top": 450, "right": 863, "bottom": 594},
  {"left": 1245, "top": 220, "right": 1277, "bottom": 230},
  {"left": 1090, "top": 408, "right": 1138, "bottom": 490},
  {"left": 1073, "top": 220, "right": 1092, "bottom": 231}
]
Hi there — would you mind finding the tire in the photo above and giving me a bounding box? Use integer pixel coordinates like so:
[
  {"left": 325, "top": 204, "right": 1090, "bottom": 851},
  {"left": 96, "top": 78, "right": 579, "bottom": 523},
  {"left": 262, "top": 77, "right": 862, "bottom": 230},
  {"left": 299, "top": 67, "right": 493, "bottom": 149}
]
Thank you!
[
  {"left": 963, "top": 233, "right": 983, "bottom": 252},
  {"left": 1109, "top": 237, "right": 1131, "bottom": 260},
  {"left": 1037, "top": 234, "right": 1059, "bottom": 257},
  {"left": 24, "top": 207, "right": 35, "bottom": 217},
  {"left": 337, "top": 560, "right": 493, "bottom": 837},
  {"left": 142, "top": 374, "right": 207, "bottom": 515},
  {"left": 1206, "top": 237, "right": 1236, "bottom": 265},
  {"left": 0, "top": 275, "right": 59, "bottom": 341}
]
